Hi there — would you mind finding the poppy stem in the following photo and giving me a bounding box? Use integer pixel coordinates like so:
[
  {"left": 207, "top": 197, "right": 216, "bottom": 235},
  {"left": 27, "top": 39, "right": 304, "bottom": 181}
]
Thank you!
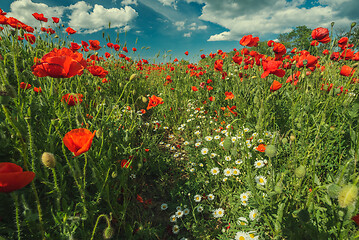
[
  {"left": 105, "top": 80, "right": 132, "bottom": 122},
  {"left": 12, "top": 193, "right": 21, "bottom": 240}
]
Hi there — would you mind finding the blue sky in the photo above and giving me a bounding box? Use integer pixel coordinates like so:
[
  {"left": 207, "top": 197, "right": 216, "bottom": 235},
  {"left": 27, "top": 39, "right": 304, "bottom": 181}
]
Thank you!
[{"left": 1, "top": 0, "right": 358, "bottom": 62}]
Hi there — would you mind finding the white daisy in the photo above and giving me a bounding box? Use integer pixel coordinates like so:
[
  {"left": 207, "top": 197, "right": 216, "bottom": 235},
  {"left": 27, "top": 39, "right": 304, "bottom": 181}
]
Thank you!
[
  {"left": 183, "top": 141, "right": 190, "bottom": 145},
  {"left": 160, "top": 203, "right": 168, "bottom": 210},
  {"left": 194, "top": 130, "right": 201, "bottom": 135},
  {"left": 201, "top": 148, "right": 209, "bottom": 155},
  {"left": 232, "top": 168, "right": 240, "bottom": 175},
  {"left": 170, "top": 146, "right": 176, "bottom": 150},
  {"left": 213, "top": 208, "right": 224, "bottom": 218},
  {"left": 168, "top": 134, "right": 174, "bottom": 138},
  {"left": 172, "top": 225, "right": 180, "bottom": 234},
  {"left": 183, "top": 208, "right": 190, "bottom": 215},
  {"left": 197, "top": 205, "right": 204, "bottom": 212},
  {"left": 175, "top": 210, "right": 184, "bottom": 218},
  {"left": 248, "top": 232, "right": 259, "bottom": 239},
  {"left": 214, "top": 135, "right": 220, "bottom": 140},
  {"left": 243, "top": 128, "right": 249, "bottom": 133},
  {"left": 224, "top": 168, "right": 232, "bottom": 177},
  {"left": 170, "top": 215, "right": 177, "bottom": 222},
  {"left": 255, "top": 175, "right": 267, "bottom": 186},
  {"left": 235, "top": 159, "right": 243, "bottom": 165},
  {"left": 207, "top": 194, "right": 215, "bottom": 201},
  {"left": 240, "top": 192, "right": 250, "bottom": 201},
  {"left": 211, "top": 167, "right": 220, "bottom": 175},
  {"left": 224, "top": 156, "right": 232, "bottom": 161},
  {"left": 210, "top": 153, "right": 218, "bottom": 158},
  {"left": 254, "top": 160, "right": 264, "bottom": 169},
  {"left": 195, "top": 142, "right": 202, "bottom": 147},
  {"left": 237, "top": 217, "right": 248, "bottom": 226},
  {"left": 249, "top": 209, "right": 259, "bottom": 221},
  {"left": 205, "top": 136, "right": 213, "bottom": 141},
  {"left": 235, "top": 231, "right": 250, "bottom": 240},
  {"left": 231, "top": 137, "right": 237, "bottom": 143},
  {"left": 194, "top": 194, "right": 202, "bottom": 202}
]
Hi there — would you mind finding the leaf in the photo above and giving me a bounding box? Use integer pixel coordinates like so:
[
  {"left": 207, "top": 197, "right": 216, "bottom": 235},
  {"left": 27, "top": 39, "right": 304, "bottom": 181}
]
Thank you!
[{"left": 314, "top": 174, "right": 321, "bottom": 186}]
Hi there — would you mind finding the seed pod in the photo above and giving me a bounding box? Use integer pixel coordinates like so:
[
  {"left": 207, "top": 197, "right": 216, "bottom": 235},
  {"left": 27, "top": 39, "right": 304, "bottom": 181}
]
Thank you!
[{"left": 281, "top": 137, "right": 288, "bottom": 145}]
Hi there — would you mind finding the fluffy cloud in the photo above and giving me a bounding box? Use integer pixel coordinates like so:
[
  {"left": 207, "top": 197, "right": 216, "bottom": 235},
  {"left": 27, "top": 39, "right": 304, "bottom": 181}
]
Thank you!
[
  {"left": 7, "top": 0, "right": 138, "bottom": 34},
  {"left": 7, "top": 0, "right": 64, "bottom": 27},
  {"left": 122, "top": 0, "right": 138, "bottom": 5},
  {"left": 174, "top": 21, "right": 185, "bottom": 31},
  {"left": 67, "top": 1, "right": 138, "bottom": 34},
  {"left": 158, "top": 0, "right": 177, "bottom": 8},
  {"left": 184, "top": 32, "right": 192, "bottom": 37},
  {"left": 196, "top": 0, "right": 358, "bottom": 41}
]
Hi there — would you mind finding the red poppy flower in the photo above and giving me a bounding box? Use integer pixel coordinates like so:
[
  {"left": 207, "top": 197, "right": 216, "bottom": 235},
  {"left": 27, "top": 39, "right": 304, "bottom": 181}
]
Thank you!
[
  {"left": 24, "top": 33, "right": 36, "bottom": 44},
  {"left": 32, "top": 13, "right": 47, "bottom": 22},
  {"left": 87, "top": 65, "right": 108, "bottom": 78},
  {"left": 61, "top": 93, "right": 83, "bottom": 106},
  {"left": 207, "top": 86, "right": 213, "bottom": 91},
  {"left": 214, "top": 59, "right": 223, "bottom": 72},
  {"left": 89, "top": 40, "right": 101, "bottom": 50},
  {"left": 0, "top": 8, "right": 7, "bottom": 16},
  {"left": 273, "top": 43, "right": 286, "bottom": 58},
  {"left": 33, "top": 86, "right": 42, "bottom": 93},
  {"left": 123, "top": 47, "right": 128, "bottom": 53},
  {"left": 185, "top": 51, "right": 189, "bottom": 55},
  {"left": 147, "top": 95, "right": 164, "bottom": 110},
  {"left": 192, "top": 86, "right": 198, "bottom": 91},
  {"left": 286, "top": 71, "right": 300, "bottom": 86},
  {"left": 209, "top": 96, "right": 215, "bottom": 101},
  {"left": 132, "top": 47, "right": 137, "bottom": 52},
  {"left": 0, "top": 162, "right": 35, "bottom": 193},
  {"left": 261, "top": 60, "right": 285, "bottom": 78},
  {"left": 352, "top": 214, "right": 359, "bottom": 226},
  {"left": 338, "top": 37, "right": 348, "bottom": 50},
  {"left": 322, "top": 49, "right": 329, "bottom": 55},
  {"left": 20, "top": 82, "right": 31, "bottom": 89},
  {"left": 240, "top": 35, "right": 259, "bottom": 47},
  {"left": 70, "top": 42, "right": 81, "bottom": 51},
  {"left": 270, "top": 80, "right": 282, "bottom": 92},
  {"left": 63, "top": 128, "right": 96, "bottom": 156},
  {"left": 340, "top": 65, "right": 355, "bottom": 77},
  {"left": 66, "top": 27, "right": 76, "bottom": 35},
  {"left": 52, "top": 17, "right": 59, "bottom": 23},
  {"left": 256, "top": 144, "right": 266, "bottom": 152},
  {"left": 224, "top": 91, "right": 234, "bottom": 100},
  {"left": 311, "top": 27, "right": 330, "bottom": 43},
  {"left": 120, "top": 159, "right": 132, "bottom": 168},
  {"left": 32, "top": 47, "right": 87, "bottom": 78},
  {"left": 201, "top": 54, "right": 206, "bottom": 59},
  {"left": 227, "top": 105, "right": 238, "bottom": 116},
  {"left": 114, "top": 44, "right": 120, "bottom": 51}
]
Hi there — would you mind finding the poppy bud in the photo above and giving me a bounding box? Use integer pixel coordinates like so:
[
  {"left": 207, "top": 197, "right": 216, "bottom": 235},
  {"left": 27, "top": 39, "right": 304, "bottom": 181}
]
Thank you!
[
  {"left": 223, "top": 137, "right": 232, "bottom": 151},
  {"left": 41, "top": 152, "right": 56, "bottom": 168},
  {"left": 130, "top": 74, "right": 137, "bottom": 81},
  {"left": 331, "top": 22, "right": 335, "bottom": 28},
  {"left": 141, "top": 96, "right": 147, "bottom": 103},
  {"left": 290, "top": 135, "right": 296, "bottom": 142},
  {"left": 351, "top": 22, "right": 356, "bottom": 29},
  {"left": 327, "top": 184, "right": 341, "bottom": 198},
  {"left": 111, "top": 171, "right": 117, "bottom": 178},
  {"left": 274, "top": 181, "right": 283, "bottom": 194},
  {"left": 96, "top": 129, "right": 102, "bottom": 138},
  {"left": 281, "top": 137, "right": 288, "bottom": 145},
  {"left": 294, "top": 165, "right": 306, "bottom": 178},
  {"left": 103, "top": 226, "right": 115, "bottom": 239},
  {"left": 338, "top": 184, "right": 358, "bottom": 208},
  {"left": 265, "top": 145, "right": 277, "bottom": 158}
]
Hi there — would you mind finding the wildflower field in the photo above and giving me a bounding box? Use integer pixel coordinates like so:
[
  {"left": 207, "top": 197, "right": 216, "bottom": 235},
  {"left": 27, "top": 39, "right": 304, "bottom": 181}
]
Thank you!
[{"left": 1, "top": 9, "right": 359, "bottom": 240}]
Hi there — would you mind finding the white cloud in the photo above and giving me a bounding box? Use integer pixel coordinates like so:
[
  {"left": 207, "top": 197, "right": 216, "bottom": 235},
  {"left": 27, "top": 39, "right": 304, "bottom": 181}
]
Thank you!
[
  {"left": 174, "top": 21, "right": 185, "bottom": 31},
  {"left": 67, "top": 1, "right": 138, "bottom": 34},
  {"left": 184, "top": 32, "right": 192, "bottom": 37},
  {"left": 122, "top": 0, "right": 138, "bottom": 5},
  {"left": 158, "top": 0, "right": 177, "bottom": 8},
  {"left": 7, "top": 0, "right": 138, "bottom": 34},
  {"left": 7, "top": 0, "right": 64, "bottom": 27},
  {"left": 196, "top": 0, "right": 358, "bottom": 41}
]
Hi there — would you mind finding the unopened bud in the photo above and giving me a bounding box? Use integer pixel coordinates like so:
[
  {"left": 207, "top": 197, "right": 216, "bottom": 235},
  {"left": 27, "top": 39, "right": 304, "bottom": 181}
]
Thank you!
[
  {"left": 265, "top": 145, "right": 277, "bottom": 158},
  {"left": 351, "top": 22, "right": 357, "bottom": 29},
  {"left": 141, "top": 96, "right": 147, "bottom": 103},
  {"left": 327, "top": 184, "right": 341, "bottom": 198},
  {"left": 41, "top": 152, "right": 56, "bottom": 168},
  {"left": 103, "top": 226, "right": 115, "bottom": 239},
  {"left": 130, "top": 74, "right": 138, "bottom": 81},
  {"left": 96, "top": 129, "right": 102, "bottom": 138},
  {"left": 294, "top": 165, "right": 306, "bottom": 178},
  {"left": 338, "top": 184, "right": 358, "bottom": 208}
]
